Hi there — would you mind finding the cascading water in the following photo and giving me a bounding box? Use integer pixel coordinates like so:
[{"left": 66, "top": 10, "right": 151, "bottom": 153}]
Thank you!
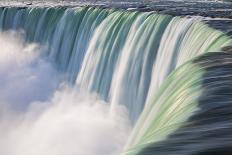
[
  {"left": 123, "top": 49, "right": 232, "bottom": 155},
  {"left": 0, "top": 4, "right": 232, "bottom": 155}
]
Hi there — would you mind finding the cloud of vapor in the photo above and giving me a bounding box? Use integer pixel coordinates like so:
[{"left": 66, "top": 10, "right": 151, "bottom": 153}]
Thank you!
[
  {"left": 0, "top": 31, "right": 60, "bottom": 110},
  {"left": 0, "top": 31, "right": 131, "bottom": 155}
]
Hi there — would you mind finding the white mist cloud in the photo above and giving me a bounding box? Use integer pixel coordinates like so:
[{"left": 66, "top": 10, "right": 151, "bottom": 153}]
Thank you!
[
  {"left": 0, "top": 31, "right": 60, "bottom": 110},
  {"left": 0, "top": 31, "right": 131, "bottom": 155}
]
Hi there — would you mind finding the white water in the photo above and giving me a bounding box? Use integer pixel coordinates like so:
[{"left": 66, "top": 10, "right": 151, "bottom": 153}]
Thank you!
[{"left": 0, "top": 31, "right": 131, "bottom": 155}]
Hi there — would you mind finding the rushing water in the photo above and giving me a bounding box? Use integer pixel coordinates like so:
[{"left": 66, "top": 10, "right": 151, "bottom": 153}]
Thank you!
[{"left": 0, "top": 5, "right": 231, "bottom": 155}]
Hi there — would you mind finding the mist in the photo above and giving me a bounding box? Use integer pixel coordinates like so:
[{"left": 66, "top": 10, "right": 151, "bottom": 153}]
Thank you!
[{"left": 0, "top": 31, "right": 131, "bottom": 155}]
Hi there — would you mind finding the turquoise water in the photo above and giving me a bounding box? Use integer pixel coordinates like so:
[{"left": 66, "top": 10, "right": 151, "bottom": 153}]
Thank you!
[{"left": 0, "top": 6, "right": 232, "bottom": 155}]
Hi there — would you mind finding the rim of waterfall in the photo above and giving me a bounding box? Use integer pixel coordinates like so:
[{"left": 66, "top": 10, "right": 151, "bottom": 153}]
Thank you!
[
  {"left": 0, "top": 1, "right": 231, "bottom": 17},
  {"left": 0, "top": 1, "right": 232, "bottom": 35}
]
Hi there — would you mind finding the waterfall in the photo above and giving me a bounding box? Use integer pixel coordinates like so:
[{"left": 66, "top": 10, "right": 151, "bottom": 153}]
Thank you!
[
  {"left": 0, "top": 6, "right": 232, "bottom": 155},
  {"left": 123, "top": 50, "right": 232, "bottom": 155},
  {"left": 0, "top": 6, "right": 231, "bottom": 122}
]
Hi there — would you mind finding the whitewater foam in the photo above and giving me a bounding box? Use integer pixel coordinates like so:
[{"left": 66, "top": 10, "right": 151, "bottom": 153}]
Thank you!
[{"left": 0, "top": 31, "right": 131, "bottom": 155}]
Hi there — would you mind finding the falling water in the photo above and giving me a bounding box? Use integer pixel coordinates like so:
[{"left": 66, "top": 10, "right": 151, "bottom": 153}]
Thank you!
[{"left": 0, "top": 5, "right": 231, "bottom": 155}]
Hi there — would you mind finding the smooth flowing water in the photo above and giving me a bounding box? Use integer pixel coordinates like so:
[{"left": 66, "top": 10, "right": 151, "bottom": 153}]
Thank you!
[{"left": 0, "top": 5, "right": 231, "bottom": 155}]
